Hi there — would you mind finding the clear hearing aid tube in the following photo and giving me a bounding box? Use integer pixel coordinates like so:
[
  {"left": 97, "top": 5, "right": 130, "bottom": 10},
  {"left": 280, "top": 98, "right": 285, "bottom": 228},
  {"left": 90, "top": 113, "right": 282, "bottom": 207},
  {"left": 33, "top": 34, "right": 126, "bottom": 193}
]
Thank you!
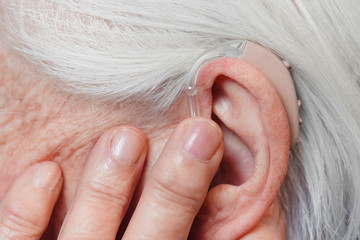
[{"left": 186, "top": 40, "right": 247, "bottom": 117}]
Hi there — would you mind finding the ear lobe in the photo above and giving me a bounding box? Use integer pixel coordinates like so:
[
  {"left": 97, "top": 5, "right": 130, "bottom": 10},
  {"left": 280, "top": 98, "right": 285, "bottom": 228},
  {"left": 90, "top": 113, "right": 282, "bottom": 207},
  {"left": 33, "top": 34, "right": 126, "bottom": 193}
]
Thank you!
[{"left": 190, "top": 58, "right": 290, "bottom": 239}]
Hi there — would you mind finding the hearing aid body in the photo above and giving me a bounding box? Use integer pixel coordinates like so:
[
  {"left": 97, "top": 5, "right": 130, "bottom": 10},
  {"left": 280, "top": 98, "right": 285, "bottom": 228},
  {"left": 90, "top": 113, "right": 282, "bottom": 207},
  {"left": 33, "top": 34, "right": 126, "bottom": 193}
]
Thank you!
[{"left": 187, "top": 40, "right": 300, "bottom": 145}]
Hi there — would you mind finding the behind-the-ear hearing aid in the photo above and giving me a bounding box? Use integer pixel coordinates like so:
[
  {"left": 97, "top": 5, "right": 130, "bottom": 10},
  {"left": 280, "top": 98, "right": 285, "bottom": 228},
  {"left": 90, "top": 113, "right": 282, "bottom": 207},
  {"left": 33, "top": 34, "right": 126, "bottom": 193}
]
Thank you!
[{"left": 187, "top": 40, "right": 300, "bottom": 145}]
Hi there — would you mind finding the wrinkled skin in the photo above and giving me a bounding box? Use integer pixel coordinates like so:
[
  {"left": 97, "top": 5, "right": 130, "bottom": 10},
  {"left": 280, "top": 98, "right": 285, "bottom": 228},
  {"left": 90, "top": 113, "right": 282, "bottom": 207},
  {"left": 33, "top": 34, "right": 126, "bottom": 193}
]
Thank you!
[{"left": 0, "top": 42, "right": 285, "bottom": 239}]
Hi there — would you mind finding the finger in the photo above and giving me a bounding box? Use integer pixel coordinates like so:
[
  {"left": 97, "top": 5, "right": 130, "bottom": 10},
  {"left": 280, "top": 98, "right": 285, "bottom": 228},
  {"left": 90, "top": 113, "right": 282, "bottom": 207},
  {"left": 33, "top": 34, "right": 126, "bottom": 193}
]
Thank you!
[
  {"left": 58, "top": 126, "right": 147, "bottom": 240},
  {"left": 123, "top": 117, "right": 223, "bottom": 240},
  {"left": 0, "top": 162, "right": 62, "bottom": 240}
]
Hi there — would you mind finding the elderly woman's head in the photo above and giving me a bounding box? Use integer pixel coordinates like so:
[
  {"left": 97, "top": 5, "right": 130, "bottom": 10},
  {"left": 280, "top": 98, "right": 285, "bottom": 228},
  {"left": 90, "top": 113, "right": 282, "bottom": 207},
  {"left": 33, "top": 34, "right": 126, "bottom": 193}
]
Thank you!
[{"left": 1, "top": 1, "right": 360, "bottom": 239}]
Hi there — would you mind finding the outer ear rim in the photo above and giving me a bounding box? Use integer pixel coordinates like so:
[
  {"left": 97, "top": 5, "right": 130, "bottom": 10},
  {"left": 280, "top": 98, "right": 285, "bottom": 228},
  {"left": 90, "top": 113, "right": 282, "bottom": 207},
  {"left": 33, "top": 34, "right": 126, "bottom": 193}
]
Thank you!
[{"left": 189, "top": 58, "right": 290, "bottom": 239}]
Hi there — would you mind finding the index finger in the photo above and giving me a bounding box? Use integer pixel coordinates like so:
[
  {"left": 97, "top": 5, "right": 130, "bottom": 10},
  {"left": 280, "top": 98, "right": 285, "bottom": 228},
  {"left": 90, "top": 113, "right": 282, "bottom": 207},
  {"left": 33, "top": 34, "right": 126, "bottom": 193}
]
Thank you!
[{"left": 123, "top": 118, "right": 223, "bottom": 240}]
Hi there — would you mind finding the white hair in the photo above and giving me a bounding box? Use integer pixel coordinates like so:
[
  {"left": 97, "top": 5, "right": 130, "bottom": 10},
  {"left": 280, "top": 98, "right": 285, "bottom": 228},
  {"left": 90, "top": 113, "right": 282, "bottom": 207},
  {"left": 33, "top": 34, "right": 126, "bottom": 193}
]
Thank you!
[{"left": 1, "top": 0, "right": 360, "bottom": 238}]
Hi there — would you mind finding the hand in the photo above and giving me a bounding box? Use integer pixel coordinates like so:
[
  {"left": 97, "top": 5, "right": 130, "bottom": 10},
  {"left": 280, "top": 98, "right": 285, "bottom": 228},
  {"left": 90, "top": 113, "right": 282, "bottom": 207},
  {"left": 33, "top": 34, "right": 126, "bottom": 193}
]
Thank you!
[{"left": 0, "top": 117, "right": 224, "bottom": 239}]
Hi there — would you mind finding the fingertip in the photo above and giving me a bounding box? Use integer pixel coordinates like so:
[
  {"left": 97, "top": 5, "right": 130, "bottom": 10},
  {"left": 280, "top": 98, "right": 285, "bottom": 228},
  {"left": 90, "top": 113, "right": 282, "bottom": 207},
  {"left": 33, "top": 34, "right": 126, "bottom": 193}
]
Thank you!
[
  {"left": 184, "top": 117, "right": 223, "bottom": 134},
  {"left": 93, "top": 125, "right": 147, "bottom": 166},
  {"left": 0, "top": 162, "right": 63, "bottom": 239},
  {"left": 182, "top": 117, "right": 223, "bottom": 162},
  {"left": 103, "top": 125, "right": 147, "bottom": 143},
  {"left": 110, "top": 126, "right": 147, "bottom": 165},
  {"left": 116, "top": 125, "right": 147, "bottom": 141},
  {"left": 32, "top": 161, "right": 62, "bottom": 191}
]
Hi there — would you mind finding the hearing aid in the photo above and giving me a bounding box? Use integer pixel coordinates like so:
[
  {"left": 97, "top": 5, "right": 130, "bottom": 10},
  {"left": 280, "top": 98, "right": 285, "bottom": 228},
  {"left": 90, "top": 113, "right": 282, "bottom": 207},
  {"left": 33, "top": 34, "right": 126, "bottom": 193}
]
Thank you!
[{"left": 187, "top": 40, "right": 300, "bottom": 145}]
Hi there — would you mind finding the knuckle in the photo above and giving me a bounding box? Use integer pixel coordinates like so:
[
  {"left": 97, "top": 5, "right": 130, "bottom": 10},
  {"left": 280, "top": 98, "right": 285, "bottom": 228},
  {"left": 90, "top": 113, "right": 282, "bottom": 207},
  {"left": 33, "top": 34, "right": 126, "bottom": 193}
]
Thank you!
[
  {"left": 0, "top": 203, "right": 44, "bottom": 238},
  {"left": 84, "top": 179, "right": 130, "bottom": 210},
  {"left": 151, "top": 177, "right": 201, "bottom": 213}
]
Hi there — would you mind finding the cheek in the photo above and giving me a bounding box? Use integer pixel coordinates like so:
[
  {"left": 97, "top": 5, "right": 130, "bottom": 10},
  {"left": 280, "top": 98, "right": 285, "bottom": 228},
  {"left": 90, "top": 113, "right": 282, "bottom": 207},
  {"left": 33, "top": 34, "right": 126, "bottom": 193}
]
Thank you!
[
  {"left": 167, "top": 93, "right": 191, "bottom": 122},
  {"left": 0, "top": 172, "right": 17, "bottom": 200}
]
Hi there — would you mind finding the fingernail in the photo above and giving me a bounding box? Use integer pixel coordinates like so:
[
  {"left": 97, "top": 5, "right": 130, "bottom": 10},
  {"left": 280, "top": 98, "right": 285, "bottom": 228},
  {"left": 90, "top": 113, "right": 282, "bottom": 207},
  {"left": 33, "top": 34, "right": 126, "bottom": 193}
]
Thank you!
[
  {"left": 32, "top": 162, "right": 61, "bottom": 190},
  {"left": 111, "top": 127, "right": 146, "bottom": 164},
  {"left": 183, "top": 120, "right": 222, "bottom": 161}
]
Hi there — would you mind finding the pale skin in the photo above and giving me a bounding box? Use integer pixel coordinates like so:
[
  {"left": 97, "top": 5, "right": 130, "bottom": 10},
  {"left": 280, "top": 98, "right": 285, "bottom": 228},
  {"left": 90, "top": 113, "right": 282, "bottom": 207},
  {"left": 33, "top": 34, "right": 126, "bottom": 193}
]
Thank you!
[{"left": 0, "top": 43, "right": 286, "bottom": 239}]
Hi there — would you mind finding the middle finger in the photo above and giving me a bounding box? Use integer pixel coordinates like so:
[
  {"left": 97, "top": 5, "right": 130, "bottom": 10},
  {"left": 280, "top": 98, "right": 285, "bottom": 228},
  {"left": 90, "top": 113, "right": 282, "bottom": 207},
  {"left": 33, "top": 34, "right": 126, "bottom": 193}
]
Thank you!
[{"left": 58, "top": 126, "right": 147, "bottom": 240}]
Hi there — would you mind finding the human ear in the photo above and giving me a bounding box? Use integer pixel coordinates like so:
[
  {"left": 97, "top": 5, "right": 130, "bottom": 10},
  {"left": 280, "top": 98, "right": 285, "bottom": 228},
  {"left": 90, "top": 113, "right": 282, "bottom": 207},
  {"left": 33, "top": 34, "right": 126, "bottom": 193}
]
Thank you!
[{"left": 187, "top": 48, "right": 297, "bottom": 239}]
